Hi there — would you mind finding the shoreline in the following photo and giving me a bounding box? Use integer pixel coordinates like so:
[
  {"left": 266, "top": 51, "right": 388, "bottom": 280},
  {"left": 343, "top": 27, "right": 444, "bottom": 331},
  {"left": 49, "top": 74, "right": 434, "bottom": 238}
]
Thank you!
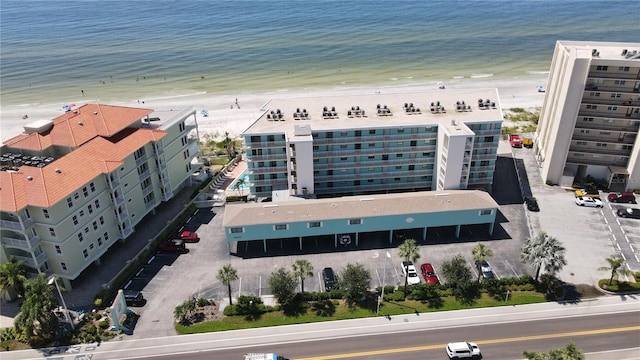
[{"left": 0, "top": 75, "right": 548, "bottom": 142}]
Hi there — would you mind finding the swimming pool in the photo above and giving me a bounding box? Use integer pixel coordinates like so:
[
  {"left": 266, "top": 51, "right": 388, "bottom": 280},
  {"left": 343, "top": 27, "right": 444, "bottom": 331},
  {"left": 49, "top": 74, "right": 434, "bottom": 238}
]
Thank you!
[{"left": 230, "top": 173, "right": 250, "bottom": 190}]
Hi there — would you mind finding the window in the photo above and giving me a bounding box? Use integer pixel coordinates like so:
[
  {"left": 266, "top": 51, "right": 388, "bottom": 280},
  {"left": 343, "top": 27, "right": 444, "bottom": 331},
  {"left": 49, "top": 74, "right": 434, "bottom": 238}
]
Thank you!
[
  {"left": 104, "top": 232, "right": 110, "bottom": 241},
  {"left": 614, "top": 80, "right": 626, "bottom": 85},
  {"left": 88, "top": 204, "right": 93, "bottom": 214},
  {"left": 61, "top": 263, "right": 67, "bottom": 271},
  {"left": 618, "top": 66, "right": 629, "bottom": 72},
  {"left": 84, "top": 227, "right": 90, "bottom": 234},
  {"left": 576, "top": 141, "right": 587, "bottom": 146},
  {"left": 55, "top": 245, "right": 62, "bottom": 254},
  {"left": 93, "top": 221, "right": 98, "bottom": 230},
  {"left": 611, "top": 93, "right": 621, "bottom": 98},
  {"left": 79, "top": 210, "right": 84, "bottom": 217},
  {"left": 83, "top": 187, "right": 89, "bottom": 197},
  {"left": 230, "top": 227, "right": 244, "bottom": 233},
  {"left": 78, "top": 233, "right": 84, "bottom": 242},
  {"left": 369, "top": 129, "right": 376, "bottom": 134},
  {"left": 90, "top": 182, "right": 96, "bottom": 192},
  {"left": 89, "top": 243, "right": 94, "bottom": 250},
  {"left": 596, "top": 65, "right": 608, "bottom": 71},
  {"left": 179, "top": 122, "right": 185, "bottom": 132},
  {"left": 99, "top": 216, "right": 105, "bottom": 225},
  {"left": 95, "top": 199, "right": 100, "bottom": 209},
  {"left": 274, "top": 224, "right": 288, "bottom": 231},
  {"left": 83, "top": 249, "right": 89, "bottom": 258},
  {"left": 67, "top": 197, "right": 73, "bottom": 208},
  {"left": 49, "top": 227, "right": 56, "bottom": 237},
  {"left": 73, "top": 216, "right": 78, "bottom": 225},
  {"left": 349, "top": 219, "right": 362, "bottom": 225},
  {"left": 97, "top": 237, "right": 103, "bottom": 247},
  {"left": 582, "top": 117, "right": 594, "bottom": 122},
  {"left": 607, "top": 106, "right": 618, "bottom": 111},
  {"left": 480, "top": 209, "right": 492, "bottom": 215},
  {"left": 43, "top": 209, "right": 50, "bottom": 219},
  {"left": 596, "top": 143, "right": 607, "bottom": 147},
  {"left": 586, "top": 104, "right": 597, "bottom": 110}
]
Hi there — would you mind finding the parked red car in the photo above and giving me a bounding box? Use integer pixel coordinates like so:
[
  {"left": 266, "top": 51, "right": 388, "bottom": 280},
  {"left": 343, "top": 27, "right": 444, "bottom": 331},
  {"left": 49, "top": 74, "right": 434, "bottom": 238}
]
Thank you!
[
  {"left": 509, "top": 134, "right": 522, "bottom": 148},
  {"left": 179, "top": 231, "right": 200, "bottom": 243},
  {"left": 607, "top": 192, "right": 636, "bottom": 204},
  {"left": 158, "top": 239, "right": 186, "bottom": 253},
  {"left": 420, "top": 263, "right": 440, "bottom": 285}
]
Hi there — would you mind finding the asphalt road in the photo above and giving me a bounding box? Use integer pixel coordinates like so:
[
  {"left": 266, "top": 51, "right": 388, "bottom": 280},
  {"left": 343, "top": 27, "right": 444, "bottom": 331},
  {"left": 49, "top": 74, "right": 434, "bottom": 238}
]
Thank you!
[{"left": 5, "top": 296, "right": 639, "bottom": 360}]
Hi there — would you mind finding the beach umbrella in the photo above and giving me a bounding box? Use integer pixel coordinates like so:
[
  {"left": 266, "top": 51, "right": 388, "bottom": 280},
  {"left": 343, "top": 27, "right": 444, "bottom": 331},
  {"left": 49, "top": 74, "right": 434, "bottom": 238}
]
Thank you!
[{"left": 437, "top": 81, "right": 445, "bottom": 89}]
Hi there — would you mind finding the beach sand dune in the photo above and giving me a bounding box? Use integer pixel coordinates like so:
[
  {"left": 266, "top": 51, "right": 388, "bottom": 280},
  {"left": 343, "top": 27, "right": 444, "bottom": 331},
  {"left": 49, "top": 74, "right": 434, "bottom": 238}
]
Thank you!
[{"left": 0, "top": 76, "right": 547, "bottom": 142}]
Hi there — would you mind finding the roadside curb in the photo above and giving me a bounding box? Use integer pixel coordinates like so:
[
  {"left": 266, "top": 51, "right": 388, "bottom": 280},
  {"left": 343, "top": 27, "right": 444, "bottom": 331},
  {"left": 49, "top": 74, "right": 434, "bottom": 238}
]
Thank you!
[{"left": 593, "top": 280, "right": 640, "bottom": 296}]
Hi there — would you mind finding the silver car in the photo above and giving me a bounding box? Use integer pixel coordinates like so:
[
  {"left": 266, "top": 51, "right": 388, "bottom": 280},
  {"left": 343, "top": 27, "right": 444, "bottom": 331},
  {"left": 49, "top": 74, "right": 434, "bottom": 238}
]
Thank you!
[{"left": 575, "top": 196, "right": 603, "bottom": 208}]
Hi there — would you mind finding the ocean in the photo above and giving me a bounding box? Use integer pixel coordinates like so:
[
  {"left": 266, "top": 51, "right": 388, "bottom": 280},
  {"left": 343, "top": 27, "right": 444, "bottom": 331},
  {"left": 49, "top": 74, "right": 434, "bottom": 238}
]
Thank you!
[{"left": 0, "top": 0, "right": 638, "bottom": 107}]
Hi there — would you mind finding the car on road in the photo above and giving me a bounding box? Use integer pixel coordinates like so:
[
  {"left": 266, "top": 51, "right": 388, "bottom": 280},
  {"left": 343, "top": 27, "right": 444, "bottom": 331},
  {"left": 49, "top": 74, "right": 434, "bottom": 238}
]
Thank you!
[
  {"left": 178, "top": 230, "right": 199, "bottom": 242},
  {"left": 420, "top": 263, "right": 440, "bottom": 285},
  {"left": 401, "top": 261, "right": 420, "bottom": 285},
  {"left": 575, "top": 196, "right": 603, "bottom": 208},
  {"left": 617, "top": 208, "right": 640, "bottom": 219},
  {"left": 575, "top": 188, "right": 600, "bottom": 199},
  {"left": 446, "top": 341, "right": 482, "bottom": 359},
  {"left": 524, "top": 196, "right": 539, "bottom": 212},
  {"left": 608, "top": 192, "right": 636, "bottom": 204},
  {"left": 158, "top": 239, "right": 186, "bottom": 253},
  {"left": 322, "top": 267, "right": 337, "bottom": 292}
]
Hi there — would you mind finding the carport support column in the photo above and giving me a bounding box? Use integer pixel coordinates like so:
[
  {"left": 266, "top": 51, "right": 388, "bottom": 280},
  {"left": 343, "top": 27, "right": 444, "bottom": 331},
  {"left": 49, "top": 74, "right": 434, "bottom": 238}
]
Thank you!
[
  {"left": 334, "top": 234, "right": 338, "bottom": 248},
  {"left": 299, "top": 236, "right": 303, "bottom": 250},
  {"left": 423, "top": 227, "right": 427, "bottom": 242},
  {"left": 263, "top": 239, "right": 267, "bottom": 253},
  {"left": 455, "top": 224, "right": 461, "bottom": 239},
  {"left": 489, "top": 221, "right": 495, "bottom": 236}
]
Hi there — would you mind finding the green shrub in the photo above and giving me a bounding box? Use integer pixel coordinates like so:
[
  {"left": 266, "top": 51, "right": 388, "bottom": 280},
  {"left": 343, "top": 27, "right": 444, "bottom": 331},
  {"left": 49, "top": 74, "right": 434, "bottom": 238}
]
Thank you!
[
  {"left": 98, "top": 319, "right": 110, "bottom": 330},
  {"left": 384, "top": 290, "right": 406, "bottom": 302}
]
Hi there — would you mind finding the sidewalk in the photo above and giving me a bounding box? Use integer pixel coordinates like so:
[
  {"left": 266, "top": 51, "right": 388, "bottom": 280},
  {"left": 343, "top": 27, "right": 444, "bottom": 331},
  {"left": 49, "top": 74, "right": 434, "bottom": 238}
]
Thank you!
[{"left": 2, "top": 295, "right": 638, "bottom": 359}]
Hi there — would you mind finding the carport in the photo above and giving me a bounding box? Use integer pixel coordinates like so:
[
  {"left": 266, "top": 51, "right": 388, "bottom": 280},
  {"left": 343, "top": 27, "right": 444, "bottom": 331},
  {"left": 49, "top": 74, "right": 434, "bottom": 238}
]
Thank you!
[{"left": 223, "top": 190, "right": 498, "bottom": 255}]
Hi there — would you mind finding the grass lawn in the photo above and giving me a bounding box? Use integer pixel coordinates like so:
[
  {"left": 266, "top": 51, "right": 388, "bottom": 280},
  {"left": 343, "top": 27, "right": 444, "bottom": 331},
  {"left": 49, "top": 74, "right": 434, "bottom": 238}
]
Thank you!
[
  {"left": 598, "top": 279, "right": 640, "bottom": 292},
  {"left": 176, "top": 291, "right": 546, "bottom": 334}
]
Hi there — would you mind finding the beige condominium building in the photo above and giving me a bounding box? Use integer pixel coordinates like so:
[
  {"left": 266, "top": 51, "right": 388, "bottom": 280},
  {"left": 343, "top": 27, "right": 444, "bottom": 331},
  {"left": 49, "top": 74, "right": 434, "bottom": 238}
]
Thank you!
[
  {"left": 0, "top": 104, "right": 200, "bottom": 289},
  {"left": 535, "top": 40, "right": 640, "bottom": 191}
]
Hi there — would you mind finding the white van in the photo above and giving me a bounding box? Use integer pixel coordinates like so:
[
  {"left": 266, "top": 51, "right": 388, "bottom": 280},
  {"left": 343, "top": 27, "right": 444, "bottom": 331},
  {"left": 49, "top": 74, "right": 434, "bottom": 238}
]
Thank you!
[{"left": 445, "top": 341, "right": 482, "bottom": 359}]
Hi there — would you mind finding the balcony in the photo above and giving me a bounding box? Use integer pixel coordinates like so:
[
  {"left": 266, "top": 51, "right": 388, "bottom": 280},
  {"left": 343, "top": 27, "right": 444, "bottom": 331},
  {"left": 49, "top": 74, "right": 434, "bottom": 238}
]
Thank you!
[
  {"left": 472, "top": 128, "right": 502, "bottom": 136},
  {"left": 314, "top": 169, "right": 432, "bottom": 182},
  {"left": 574, "top": 121, "right": 639, "bottom": 132},
  {"left": 135, "top": 154, "right": 148, "bottom": 167},
  {"left": 566, "top": 156, "right": 628, "bottom": 167},
  {"left": 248, "top": 153, "right": 287, "bottom": 161},
  {"left": 313, "top": 145, "right": 438, "bottom": 158},
  {"left": 2, "top": 235, "right": 41, "bottom": 250},
  {"left": 314, "top": 180, "right": 432, "bottom": 195},
  {"left": 245, "top": 140, "right": 287, "bottom": 149},
  {"left": 12, "top": 252, "right": 47, "bottom": 269},
  {"left": 474, "top": 141, "right": 499, "bottom": 149},
  {"left": 312, "top": 132, "right": 436, "bottom": 145},
  {"left": 313, "top": 158, "right": 435, "bottom": 171},
  {"left": 0, "top": 217, "right": 34, "bottom": 230},
  {"left": 568, "top": 146, "right": 632, "bottom": 156},
  {"left": 571, "top": 134, "right": 636, "bottom": 144},
  {"left": 248, "top": 166, "right": 288, "bottom": 175},
  {"left": 468, "top": 177, "right": 493, "bottom": 185},
  {"left": 471, "top": 153, "right": 497, "bottom": 161},
  {"left": 469, "top": 165, "right": 495, "bottom": 173}
]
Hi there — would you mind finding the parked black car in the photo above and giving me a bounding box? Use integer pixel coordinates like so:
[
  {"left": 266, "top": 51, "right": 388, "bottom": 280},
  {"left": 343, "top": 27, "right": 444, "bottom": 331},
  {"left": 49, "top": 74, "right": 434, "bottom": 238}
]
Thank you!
[
  {"left": 525, "top": 197, "right": 539, "bottom": 212},
  {"left": 124, "top": 290, "right": 145, "bottom": 306},
  {"left": 617, "top": 208, "right": 640, "bottom": 219},
  {"left": 322, "top": 267, "right": 337, "bottom": 292}
]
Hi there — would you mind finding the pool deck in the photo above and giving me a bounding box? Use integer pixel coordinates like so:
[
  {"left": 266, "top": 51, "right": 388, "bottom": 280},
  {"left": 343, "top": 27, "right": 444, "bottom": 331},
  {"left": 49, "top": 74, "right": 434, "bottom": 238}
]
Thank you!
[{"left": 218, "top": 160, "right": 248, "bottom": 197}]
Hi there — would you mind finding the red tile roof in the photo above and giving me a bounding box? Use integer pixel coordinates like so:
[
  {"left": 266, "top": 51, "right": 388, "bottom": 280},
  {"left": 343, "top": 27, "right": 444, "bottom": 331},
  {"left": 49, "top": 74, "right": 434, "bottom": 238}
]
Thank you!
[
  {"left": 1, "top": 104, "right": 165, "bottom": 211},
  {"left": 3, "top": 104, "right": 153, "bottom": 150}
]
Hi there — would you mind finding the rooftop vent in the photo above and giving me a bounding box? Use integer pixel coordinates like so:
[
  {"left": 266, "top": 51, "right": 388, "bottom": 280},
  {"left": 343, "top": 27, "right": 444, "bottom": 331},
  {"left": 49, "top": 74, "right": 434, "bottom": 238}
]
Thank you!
[
  {"left": 26, "top": 176, "right": 33, "bottom": 181},
  {"left": 55, "top": 168, "right": 61, "bottom": 173}
]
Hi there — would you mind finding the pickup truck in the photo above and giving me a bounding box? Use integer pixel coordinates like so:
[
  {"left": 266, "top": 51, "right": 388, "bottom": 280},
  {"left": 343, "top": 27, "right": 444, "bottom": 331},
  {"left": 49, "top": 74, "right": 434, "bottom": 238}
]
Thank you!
[{"left": 509, "top": 134, "right": 522, "bottom": 148}]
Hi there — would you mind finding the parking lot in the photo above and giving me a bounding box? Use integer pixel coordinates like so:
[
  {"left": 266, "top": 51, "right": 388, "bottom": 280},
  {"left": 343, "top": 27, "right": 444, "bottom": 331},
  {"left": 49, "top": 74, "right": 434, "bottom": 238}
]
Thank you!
[{"left": 126, "top": 140, "right": 639, "bottom": 339}]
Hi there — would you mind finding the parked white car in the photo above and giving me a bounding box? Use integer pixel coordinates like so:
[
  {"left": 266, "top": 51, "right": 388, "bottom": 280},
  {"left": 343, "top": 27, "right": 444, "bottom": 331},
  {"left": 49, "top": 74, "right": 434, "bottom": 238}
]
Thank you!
[
  {"left": 401, "top": 261, "right": 421, "bottom": 285},
  {"left": 575, "top": 196, "right": 603, "bottom": 208}
]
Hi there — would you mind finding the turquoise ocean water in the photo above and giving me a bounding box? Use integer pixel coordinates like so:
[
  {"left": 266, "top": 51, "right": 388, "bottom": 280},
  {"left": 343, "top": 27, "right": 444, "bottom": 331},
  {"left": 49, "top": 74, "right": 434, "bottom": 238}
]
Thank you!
[{"left": 1, "top": 0, "right": 638, "bottom": 107}]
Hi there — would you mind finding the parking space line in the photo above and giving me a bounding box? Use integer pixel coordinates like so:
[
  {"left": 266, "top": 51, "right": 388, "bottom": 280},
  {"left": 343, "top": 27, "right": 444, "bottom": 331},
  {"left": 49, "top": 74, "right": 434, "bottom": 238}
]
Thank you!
[
  {"left": 125, "top": 280, "right": 132, "bottom": 289},
  {"left": 620, "top": 227, "right": 626, "bottom": 234},
  {"left": 611, "top": 234, "right": 617, "bottom": 242},
  {"left": 186, "top": 216, "right": 193, "bottom": 224},
  {"left": 607, "top": 225, "right": 613, "bottom": 233},
  {"left": 239, "top": 276, "right": 243, "bottom": 295},
  {"left": 616, "top": 243, "right": 621, "bottom": 251},
  {"left": 635, "top": 254, "right": 640, "bottom": 262},
  {"left": 136, "top": 269, "right": 144, "bottom": 276},
  {"left": 620, "top": 252, "right": 626, "bottom": 261},
  {"left": 626, "top": 236, "right": 631, "bottom": 243},
  {"left": 147, "top": 255, "right": 156, "bottom": 264},
  {"left": 504, "top": 260, "right": 519, "bottom": 277},
  {"left": 375, "top": 268, "right": 382, "bottom": 287}
]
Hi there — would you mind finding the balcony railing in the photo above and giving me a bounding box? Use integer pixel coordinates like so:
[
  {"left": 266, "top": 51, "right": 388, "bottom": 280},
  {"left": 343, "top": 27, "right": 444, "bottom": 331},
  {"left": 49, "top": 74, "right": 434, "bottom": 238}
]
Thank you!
[
  {"left": 568, "top": 146, "right": 632, "bottom": 156},
  {"left": 313, "top": 158, "right": 435, "bottom": 171},
  {"left": 571, "top": 134, "right": 636, "bottom": 144},
  {"left": 245, "top": 140, "right": 287, "bottom": 149},
  {"left": 566, "top": 156, "right": 628, "bottom": 167},
  {"left": 312, "top": 132, "right": 437, "bottom": 145},
  {"left": 574, "top": 121, "right": 639, "bottom": 132},
  {"left": 2, "top": 235, "right": 41, "bottom": 250},
  {"left": 0, "top": 218, "right": 33, "bottom": 230},
  {"left": 471, "top": 153, "right": 497, "bottom": 161},
  {"left": 12, "top": 252, "right": 47, "bottom": 269}
]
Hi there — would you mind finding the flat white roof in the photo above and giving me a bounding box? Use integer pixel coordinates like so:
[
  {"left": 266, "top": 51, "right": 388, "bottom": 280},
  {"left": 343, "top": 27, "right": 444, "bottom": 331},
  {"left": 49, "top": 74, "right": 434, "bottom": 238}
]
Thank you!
[
  {"left": 243, "top": 89, "right": 502, "bottom": 135},
  {"left": 223, "top": 190, "right": 497, "bottom": 227}
]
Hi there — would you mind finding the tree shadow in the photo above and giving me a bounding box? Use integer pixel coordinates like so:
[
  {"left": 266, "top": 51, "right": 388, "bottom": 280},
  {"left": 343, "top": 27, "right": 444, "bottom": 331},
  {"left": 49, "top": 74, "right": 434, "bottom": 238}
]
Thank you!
[
  {"left": 281, "top": 299, "right": 308, "bottom": 317},
  {"left": 311, "top": 299, "right": 336, "bottom": 317}
]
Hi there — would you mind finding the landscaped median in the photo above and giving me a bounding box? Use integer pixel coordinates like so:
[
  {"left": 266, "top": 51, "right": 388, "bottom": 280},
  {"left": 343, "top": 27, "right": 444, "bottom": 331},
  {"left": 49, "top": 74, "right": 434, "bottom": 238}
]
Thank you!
[{"left": 175, "top": 276, "right": 555, "bottom": 335}]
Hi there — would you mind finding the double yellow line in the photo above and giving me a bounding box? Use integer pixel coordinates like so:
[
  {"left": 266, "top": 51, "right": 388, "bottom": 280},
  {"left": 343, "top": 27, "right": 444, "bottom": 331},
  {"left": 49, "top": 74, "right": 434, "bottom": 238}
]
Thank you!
[{"left": 294, "top": 325, "right": 640, "bottom": 360}]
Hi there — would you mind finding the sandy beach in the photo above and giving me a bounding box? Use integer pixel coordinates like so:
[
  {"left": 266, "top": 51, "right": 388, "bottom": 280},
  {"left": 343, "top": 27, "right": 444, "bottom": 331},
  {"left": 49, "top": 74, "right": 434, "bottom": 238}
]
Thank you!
[{"left": 0, "top": 76, "right": 547, "bottom": 143}]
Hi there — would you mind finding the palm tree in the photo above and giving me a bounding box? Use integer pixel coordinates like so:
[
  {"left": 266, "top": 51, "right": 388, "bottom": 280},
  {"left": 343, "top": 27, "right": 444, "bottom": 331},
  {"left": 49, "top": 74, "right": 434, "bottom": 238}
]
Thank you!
[
  {"left": 291, "top": 259, "right": 314, "bottom": 294},
  {"left": 598, "top": 255, "right": 632, "bottom": 285},
  {"left": 521, "top": 231, "right": 567, "bottom": 281},
  {"left": 472, "top": 243, "right": 494, "bottom": 282},
  {"left": 398, "top": 238, "right": 421, "bottom": 297},
  {"left": 233, "top": 176, "right": 246, "bottom": 197},
  {"left": 14, "top": 273, "right": 58, "bottom": 341},
  {"left": 217, "top": 264, "right": 238, "bottom": 305},
  {"left": 0, "top": 257, "right": 27, "bottom": 301}
]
